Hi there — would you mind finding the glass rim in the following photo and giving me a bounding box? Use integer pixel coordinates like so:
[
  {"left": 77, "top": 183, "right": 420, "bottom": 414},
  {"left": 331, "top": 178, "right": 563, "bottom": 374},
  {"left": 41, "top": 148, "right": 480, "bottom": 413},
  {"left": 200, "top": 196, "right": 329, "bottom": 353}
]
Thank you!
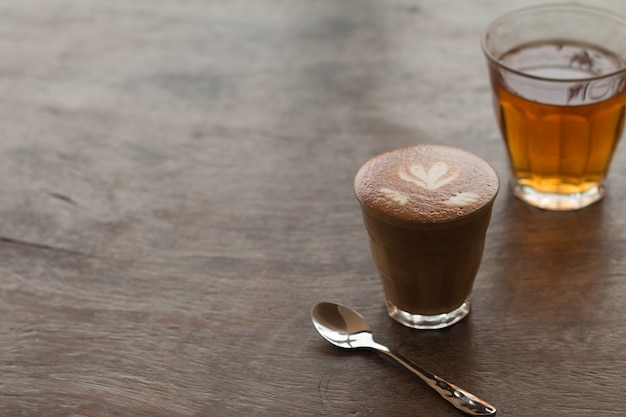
[{"left": 480, "top": 3, "right": 626, "bottom": 83}]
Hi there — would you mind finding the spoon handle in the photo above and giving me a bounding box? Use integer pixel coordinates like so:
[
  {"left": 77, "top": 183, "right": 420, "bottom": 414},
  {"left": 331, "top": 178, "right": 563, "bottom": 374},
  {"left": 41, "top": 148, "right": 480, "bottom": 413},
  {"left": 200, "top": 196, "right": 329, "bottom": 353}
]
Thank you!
[{"left": 379, "top": 348, "right": 496, "bottom": 416}]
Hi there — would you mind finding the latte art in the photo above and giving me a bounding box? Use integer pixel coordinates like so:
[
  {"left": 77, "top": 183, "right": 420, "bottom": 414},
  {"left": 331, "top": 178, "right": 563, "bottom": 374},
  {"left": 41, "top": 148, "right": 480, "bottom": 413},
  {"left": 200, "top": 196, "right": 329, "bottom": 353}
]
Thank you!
[
  {"left": 444, "top": 192, "right": 481, "bottom": 207},
  {"left": 399, "top": 162, "right": 458, "bottom": 190},
  {"left": 381, "top": 160, "right": 480, "bottom": 210},
  {"left": 354, "top": 145, "right": 499, "bottom": 222},
  {"left": 379, "top": 188, "right": 409, "bottom": 206}
]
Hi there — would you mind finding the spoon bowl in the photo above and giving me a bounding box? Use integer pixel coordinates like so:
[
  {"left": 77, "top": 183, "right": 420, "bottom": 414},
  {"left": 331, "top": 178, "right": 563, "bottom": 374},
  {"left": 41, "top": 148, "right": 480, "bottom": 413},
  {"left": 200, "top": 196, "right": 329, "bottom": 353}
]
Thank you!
[
  {"left": 311, "top": 302, "right": 375, "bottom": 349},
  {"left": 311, "top": 301, "right": 496, "bottom": 416}
]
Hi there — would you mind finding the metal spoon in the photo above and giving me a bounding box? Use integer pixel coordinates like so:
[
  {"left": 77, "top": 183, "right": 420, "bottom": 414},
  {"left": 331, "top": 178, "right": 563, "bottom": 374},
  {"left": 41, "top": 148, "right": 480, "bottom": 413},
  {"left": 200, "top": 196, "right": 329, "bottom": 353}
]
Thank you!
[{"left": 311, "top": 301, "right": 496, "bottom": 416}]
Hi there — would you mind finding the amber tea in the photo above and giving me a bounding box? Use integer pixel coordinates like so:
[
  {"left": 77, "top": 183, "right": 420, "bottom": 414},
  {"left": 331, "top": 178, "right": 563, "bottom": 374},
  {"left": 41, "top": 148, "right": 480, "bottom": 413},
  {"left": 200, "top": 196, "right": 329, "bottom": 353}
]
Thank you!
[
  {"left": 492, "top": 42, "right": 626, "bottom": 201},
  {"left": 482, "top": 5, "right": 626, "bottom": 210}
]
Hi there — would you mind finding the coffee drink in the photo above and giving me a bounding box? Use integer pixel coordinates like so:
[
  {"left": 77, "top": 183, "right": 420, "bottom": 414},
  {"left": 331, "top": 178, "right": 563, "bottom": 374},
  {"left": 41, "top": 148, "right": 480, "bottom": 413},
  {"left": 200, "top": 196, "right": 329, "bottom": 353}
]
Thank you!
[{"left": 354, "top": 145, "right": 499, "bottom": 329}]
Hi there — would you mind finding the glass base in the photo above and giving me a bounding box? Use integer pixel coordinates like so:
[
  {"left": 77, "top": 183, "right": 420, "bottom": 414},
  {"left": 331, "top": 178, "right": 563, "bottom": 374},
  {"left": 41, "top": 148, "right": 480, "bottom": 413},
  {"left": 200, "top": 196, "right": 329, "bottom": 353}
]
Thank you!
[
  {"left": 512, "top": 182, "right": 605, "bottom": 211},
  {"left": 386, "top": 299, "right": 470, "bottom": 330}
]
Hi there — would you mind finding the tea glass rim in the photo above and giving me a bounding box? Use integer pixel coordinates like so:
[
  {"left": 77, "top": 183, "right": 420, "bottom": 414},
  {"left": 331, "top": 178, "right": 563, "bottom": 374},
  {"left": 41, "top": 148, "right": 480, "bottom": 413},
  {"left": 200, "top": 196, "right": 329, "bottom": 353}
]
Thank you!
[{"left": 480, "top": 3, "right": 626, "bottom": 84}]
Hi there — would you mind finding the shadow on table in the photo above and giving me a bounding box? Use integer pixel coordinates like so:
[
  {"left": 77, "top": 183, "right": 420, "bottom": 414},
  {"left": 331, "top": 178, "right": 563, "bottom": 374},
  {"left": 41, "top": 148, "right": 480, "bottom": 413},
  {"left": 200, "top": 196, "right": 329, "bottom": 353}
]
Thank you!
[{"left": 484, "top": 188, "right": 621, "bottom": 323}]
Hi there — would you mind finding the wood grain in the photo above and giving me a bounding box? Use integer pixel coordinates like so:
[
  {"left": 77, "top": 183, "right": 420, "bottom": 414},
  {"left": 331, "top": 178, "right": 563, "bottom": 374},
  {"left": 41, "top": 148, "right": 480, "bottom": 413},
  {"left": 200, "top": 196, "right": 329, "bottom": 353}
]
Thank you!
[{"left": 1, "top": 0, "right": 626, "bottom": 416}]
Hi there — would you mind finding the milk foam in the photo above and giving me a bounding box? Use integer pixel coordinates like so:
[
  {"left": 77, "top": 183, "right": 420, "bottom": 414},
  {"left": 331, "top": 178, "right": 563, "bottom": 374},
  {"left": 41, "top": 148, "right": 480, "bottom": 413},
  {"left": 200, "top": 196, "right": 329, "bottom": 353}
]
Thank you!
[{"left": 354, "top": 145, "right": 499, "bottom": 222}]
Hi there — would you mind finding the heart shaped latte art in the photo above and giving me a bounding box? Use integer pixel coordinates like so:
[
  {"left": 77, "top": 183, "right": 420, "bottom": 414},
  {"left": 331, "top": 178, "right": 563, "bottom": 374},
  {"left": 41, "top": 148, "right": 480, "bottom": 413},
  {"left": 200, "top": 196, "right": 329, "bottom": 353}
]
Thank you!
[{"left": 398, "top": 162, "right": 458, "bottom": 190}]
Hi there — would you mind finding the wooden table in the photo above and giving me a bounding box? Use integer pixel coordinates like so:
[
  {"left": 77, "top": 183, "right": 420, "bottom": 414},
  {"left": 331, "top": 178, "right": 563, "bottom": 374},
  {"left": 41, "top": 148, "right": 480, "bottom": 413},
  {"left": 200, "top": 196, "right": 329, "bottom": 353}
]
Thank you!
[{"left": 2, "top": 1, "right": 626, "bottom": 415}]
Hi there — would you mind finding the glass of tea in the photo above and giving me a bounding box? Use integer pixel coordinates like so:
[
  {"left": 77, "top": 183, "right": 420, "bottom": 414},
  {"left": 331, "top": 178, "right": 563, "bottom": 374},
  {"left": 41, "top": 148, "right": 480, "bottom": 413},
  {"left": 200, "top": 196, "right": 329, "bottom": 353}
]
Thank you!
[{"left": 481, "top": 4, "right": 626, "bottom": 210}]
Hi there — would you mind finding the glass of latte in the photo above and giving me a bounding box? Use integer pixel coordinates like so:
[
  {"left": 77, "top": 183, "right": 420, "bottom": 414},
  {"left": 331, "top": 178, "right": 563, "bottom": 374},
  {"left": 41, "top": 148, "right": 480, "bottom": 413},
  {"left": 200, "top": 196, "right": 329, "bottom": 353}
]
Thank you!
[{"left": 354, "top": 145, "right": 499, "bottom": 329}]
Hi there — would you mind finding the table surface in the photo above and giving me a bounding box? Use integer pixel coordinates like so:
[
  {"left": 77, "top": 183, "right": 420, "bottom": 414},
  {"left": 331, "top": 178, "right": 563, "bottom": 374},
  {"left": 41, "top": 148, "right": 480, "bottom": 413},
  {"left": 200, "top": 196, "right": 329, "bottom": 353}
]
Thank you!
[{"left": 2, "top": 1, "right": 626, "bottom": 416}]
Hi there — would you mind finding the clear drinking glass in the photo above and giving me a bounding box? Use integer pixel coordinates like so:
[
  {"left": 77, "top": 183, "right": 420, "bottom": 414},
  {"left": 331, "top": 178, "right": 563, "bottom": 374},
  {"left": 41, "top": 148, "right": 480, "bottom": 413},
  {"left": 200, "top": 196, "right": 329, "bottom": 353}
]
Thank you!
[
  {"left": 481, "top": 4, "right": 626, "bottom": 210},
  {"left": 354, "top": 145, "right": 499, "bottom": 329}
]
